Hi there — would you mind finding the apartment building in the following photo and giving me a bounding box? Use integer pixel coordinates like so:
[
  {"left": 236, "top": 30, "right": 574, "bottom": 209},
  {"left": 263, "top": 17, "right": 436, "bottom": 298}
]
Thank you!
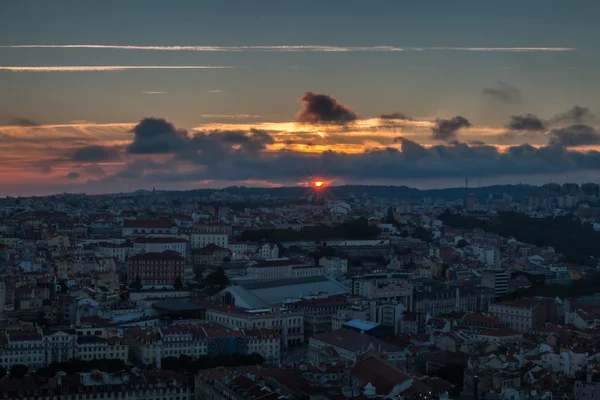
[
  {"left": 122, "top": 219, "right": 177, "bottom": 237},
  {"left": 0, "top": 328, "right": 128, "bottom": 369},
  {"left": 245, "top": 258, "right": 310, "bottom": 281},
  {"left": 198, "top": 301, "right": 304, "bottom": 347},
  {"left": 481, "top": 269, "right": 510, "bottom": 298},
  {"left": 319, "top": 256, "right": 348, "bottom": 278},
  {"left": 133, "top": 237, "right": 187, "bottom": 258},
  {"left": 0, "top": 369, "right": 192, "bottom": 400},
  {"left": 489, "top": 297, "right": 560, "bottom": 332},
  {"left": 125, "top": 322, "right": 280, "bottom": 367},
  {"left": 127, "top": 250, "right": 185, "bottom": 288},
  {"left": 190, "top": 232, "right": 228, "bottom": 249}
]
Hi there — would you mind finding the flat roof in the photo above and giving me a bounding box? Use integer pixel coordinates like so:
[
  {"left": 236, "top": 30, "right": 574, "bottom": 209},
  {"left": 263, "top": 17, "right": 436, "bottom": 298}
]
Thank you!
[{"left": 343, "top": 319, "right": 380, "bottom": 331}]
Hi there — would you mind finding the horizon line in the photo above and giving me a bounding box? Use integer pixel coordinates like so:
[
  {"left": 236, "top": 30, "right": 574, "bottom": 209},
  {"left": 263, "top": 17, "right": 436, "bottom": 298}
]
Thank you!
[{"left": 3, "top": 182, "right": 546, "bottom": 198}]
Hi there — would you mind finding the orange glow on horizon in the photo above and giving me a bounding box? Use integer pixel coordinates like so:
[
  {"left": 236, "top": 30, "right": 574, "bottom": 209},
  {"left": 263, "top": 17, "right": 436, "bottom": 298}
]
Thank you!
[{"left": 313, "top": 180, "right": 325, "bottom": 188}]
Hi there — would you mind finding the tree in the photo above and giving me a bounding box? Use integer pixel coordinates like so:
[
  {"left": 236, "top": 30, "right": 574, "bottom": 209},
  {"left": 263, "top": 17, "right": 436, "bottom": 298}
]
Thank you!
[
  {"left": 173, "top": 276, "right": 183, "bottom": 291},
  {"left": 457, "top": 239, "right": 469, "bottom": 248},
  {"left": 222, "top": 256, "right": 231, "bottom": 263},
  {"left": 9, "top": 364, "right": 28, "bottom": 378},
  {"left": 204, "top": 267, "right": 229, "bottom": 293},
  {"left": 130, "top": 275, "right": 143, "bottom": 290},
  {"left": 0, "top": 366, "right": 6, "bottom": 379}
]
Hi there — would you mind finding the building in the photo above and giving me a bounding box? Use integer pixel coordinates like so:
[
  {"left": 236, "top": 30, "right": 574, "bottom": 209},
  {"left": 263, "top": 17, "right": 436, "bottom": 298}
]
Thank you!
[
  {"left": 127, "top": 250, "right": 185, "bottom": 288},
  {"left": 488, "top": 297, "right": 560, "bottom": 332},
  {"left": 481, "top": 269, "right": 510, "bottom": 298},
  {"left": 288, "top": 297, "right": 352, "bottom": 338},
  {"left": 218, "top": 276, "right": 350, "bottom": 309},
  {"left": 75, "top": 335, "right": 129, "bottom": 362},
  {"left": 196, "top": 300, "right": 305, "bottom": 348},
  {"left": 95, "top": 241, "right": 132, "bottom": 262},
  {"left": 245, "top": 258, "right": 310, "bottom": 281},
  {"left": 0, "top": 328, "right": 129, "bottom": 370},
  {"left": 192, "top": 221, "right": 232, "bottom": 237},
  {"left": 133, "top": 237, "right": 187, "bottom": 258},
  {"left": 228, "top": 241, "right": 251, "bottom": 260},
  {"left": 0, "top": 369, "right": 192, "bottom": 400},
  {"left": 319, "top": 256, "right": 348, "bottom": 278},
  {"left": 259, "top": 243, "right": 279, "bottom": 259},
  {"left": 190, "top": 244, "right": 231, "bottom": 265},
  {"left": 308, "top": 328, "right": 405, "bottom": 363},
  {"left": 478, "top": 247, "right": 500, "bottom": 267},
  {"left": 122, "top": 219, "right": 177, "bottom": 237},
  {"left": 413, "top": 286, "right": 478, "bottom": 317},
  {"left": 190, "top": 232, "right": 228, "bottom": 249}
]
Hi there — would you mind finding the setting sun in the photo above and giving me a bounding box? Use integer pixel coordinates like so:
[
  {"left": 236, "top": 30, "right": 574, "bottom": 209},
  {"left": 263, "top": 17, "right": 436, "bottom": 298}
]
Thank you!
[{"left": 313, "top": 180, "right": 325, "bottom": 187}]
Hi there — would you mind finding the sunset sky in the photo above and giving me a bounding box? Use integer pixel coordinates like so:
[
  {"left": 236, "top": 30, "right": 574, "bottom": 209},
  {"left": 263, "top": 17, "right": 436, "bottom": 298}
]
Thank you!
[{"left": 1, "top": 0, "right": 600, "bottom": 196}]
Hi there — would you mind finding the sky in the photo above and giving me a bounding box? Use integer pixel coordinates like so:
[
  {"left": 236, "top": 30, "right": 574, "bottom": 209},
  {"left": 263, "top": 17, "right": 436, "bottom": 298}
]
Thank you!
[{"left": 1, "top": 0, "right": 600, "bottom": 196}]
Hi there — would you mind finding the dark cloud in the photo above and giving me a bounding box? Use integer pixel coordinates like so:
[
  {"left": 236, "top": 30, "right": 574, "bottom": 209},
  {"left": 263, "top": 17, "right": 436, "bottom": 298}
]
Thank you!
[
  {"left": 481, "top": 81, "right": 522, "bottom": 104},
  {"left": 506, "top": 113, "right": 547, "bottom": 131},
  {"left": 295, "top": 91, "right": 357, "bottom": 124},
  {"left": 8, "top": 117, "right": 40, "bottom": 127},
  {"left": 82, "top": 164, "right": 106, "bottom": 176},
  {"left": 551, "top": 106, "right": 595, "bottom": 125},
  {"left": 468, "top": 140, "right": 487, "bottom": 146},
  {"left": 127, "top": 117, "right": 189, "bottom": 154},
  {"left": 65, "top": 172, "right": 80, "bottom": 180},
  {"left": 431, "top": 116, "right": 471, "bottom": 142},
  {"left": 70, "top": 145, "right": 121, "bottom": 162},
  {"left": 380, "top": 112, "right": 411, "bottom": 120},
  {"left": 548, "top": 125, "right": 600, "bottom": 147}
]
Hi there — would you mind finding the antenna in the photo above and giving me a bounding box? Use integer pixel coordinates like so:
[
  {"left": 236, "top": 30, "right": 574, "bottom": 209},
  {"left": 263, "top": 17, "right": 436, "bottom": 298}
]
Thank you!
[{"left": 465, "top": 178, "right": 469, "bottom": 189}]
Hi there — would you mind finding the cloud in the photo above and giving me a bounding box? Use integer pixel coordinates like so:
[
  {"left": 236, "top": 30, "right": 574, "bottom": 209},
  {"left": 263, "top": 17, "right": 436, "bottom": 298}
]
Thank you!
[
  {"left": 7, "top": 117, "right": 40, "bottom": 126},
  {"left": 82, "top": 164, "right": 106, "bottom": 176},
  {"left": 141, "top": 91, "right": 165, "bottom": 95},
  {"left": 431, "top": 116, "right": 471, "bottom": 142},
  {"left": 380, "top": 112, "right": 412, "bottom": 120},
  {"left": 547, "top": 125, "right": 600, "bottom": 147},
  {"left": 481, "top": 81, "right": 522, "bottom": 104},
  {"left": 551, "top": 106, "right": 595, "bottom": 125},
  {"left": 103, "top": 133, "right": 600, "bottom": 185},
  {"left": 70, "top": 145, "right": 121, "bottom": 162},
  {"left": 0, "top": 66, "right": 237, "bottom": 72},
  {"left": 127, "top": 117, "right": 189, "bottom": 154},
  {"left": 296, "top": 92, "right": 357, "bottom": 124},
  {"left": 207, "top": 90, "right": 221, "bottom": 93},
  {"left": 506, "top": 113, "right": 547, "bottom": 131},
  {"left": 3, "top": 44, "right": 575, "bottom": 52},
  {"left": 65, "top": 172, "right": 80, "bottom": 180}
]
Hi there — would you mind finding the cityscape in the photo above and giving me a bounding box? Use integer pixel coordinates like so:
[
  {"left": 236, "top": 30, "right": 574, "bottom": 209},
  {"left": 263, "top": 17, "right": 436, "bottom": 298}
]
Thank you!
[{"left": 1, "top": 1, "right": 600, "bottom": 399}]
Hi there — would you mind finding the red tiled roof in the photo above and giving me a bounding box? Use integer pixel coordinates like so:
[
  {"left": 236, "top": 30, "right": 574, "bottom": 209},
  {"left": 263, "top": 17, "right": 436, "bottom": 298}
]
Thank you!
[{"left": 352, "top": 356, "right": 411, "bottom": 396}]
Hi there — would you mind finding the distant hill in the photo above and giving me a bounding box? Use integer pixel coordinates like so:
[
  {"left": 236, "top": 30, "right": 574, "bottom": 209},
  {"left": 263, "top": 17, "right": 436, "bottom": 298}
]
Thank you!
[{"left": 165, "top": 184, "right": 535, "bottom": 202}]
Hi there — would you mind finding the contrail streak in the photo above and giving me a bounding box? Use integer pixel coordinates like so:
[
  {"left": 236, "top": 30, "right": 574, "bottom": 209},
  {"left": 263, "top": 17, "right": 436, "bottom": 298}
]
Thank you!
[
  {"left": 0, "top": 44, "right": 576, "bottom": 52},
  {"left": 0, "top": 65, "right": 237, "bottom": 72}
]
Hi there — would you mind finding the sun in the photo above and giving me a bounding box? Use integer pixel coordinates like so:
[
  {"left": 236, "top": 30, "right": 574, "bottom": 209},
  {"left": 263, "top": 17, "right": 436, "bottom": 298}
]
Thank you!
[{"left": 313, "top": 180, "right": 325, "bottom": 188}]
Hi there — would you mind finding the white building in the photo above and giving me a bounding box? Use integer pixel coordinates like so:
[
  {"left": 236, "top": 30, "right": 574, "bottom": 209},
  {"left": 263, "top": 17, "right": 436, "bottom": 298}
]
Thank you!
[
  {"left": 228, "top": 241, "right": 249, "bottom": 260},
  {"left": 202, "top": 302, "right": 304, "bottom": 348},
  {"left": 245, "top": 258, "right": 313, "bottom": 281},
  {"left": 190, "top": 232, "right": 228, "bottom": 249},
  {"left": 95, "top": 242, "right": 132, "bottom": 263},
  {"left": 319, "top": 257, "right": 348, "bottom": 278},
  {"left": 259, "top": 243, "right": 279, "bottom": 260},
  {"left": 478, "top": 247, "right": 500, "bottom": 267},
  {"left": 133, "top": 237, "right": 187, "bottom": 257}
]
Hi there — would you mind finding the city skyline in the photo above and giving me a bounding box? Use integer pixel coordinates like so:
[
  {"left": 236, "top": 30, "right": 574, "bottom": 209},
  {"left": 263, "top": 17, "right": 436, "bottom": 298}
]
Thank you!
[{"left": 1, "top": 0, "right": 599, "bottom": 196}]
